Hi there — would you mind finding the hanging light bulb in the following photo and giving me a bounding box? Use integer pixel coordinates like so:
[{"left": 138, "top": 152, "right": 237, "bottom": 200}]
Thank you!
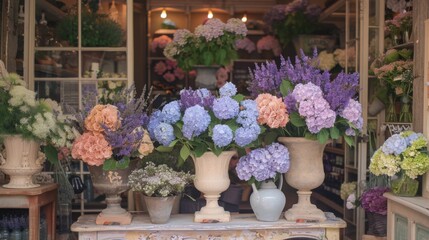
[
  {"left": 208, "top": 10, "right": 213, "bottom": 19},
  {"left": 109, "top": 0, "right": 119, "bottom": 22},
  {"left": 241, "top": 13, "right": 247, "bottom": 22},
  {"left": 160, "top": 9, "right": 167, "bottom": 19}
]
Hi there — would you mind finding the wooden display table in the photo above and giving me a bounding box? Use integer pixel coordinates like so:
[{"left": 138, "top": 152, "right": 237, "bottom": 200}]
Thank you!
[
  {"left": 71, "top": 213, "right": 346, "bottom": 240},
  {"left": 0, "top": 183, "right": 58, "bottom": 240}
]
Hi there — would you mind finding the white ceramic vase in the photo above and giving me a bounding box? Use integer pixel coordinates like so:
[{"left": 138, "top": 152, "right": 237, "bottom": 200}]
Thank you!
[
  {"left": 192, "top": 151, "right": 236, "bottom": 223},
  {"left": 0, "top": 135, "right": 45, "bottom": 188},
  {"left": 193, "top": 66, "right": 219, "bottom": 90},
  {"left": 278, "top": 137, "right": 328, "bottom": 221},
  {"left": 250, "top": 176, "right": 286, "bottom": 222}
]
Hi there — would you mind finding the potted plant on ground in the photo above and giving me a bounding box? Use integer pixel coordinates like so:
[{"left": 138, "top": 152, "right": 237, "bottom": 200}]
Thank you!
[{"left": 128, "top": 162, "right": 193, "bottom": 224}]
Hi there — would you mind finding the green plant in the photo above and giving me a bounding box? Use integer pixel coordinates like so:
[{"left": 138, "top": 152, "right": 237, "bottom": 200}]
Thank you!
[{"left": 56, "top": 11, "right": 123, "bottom": 47}]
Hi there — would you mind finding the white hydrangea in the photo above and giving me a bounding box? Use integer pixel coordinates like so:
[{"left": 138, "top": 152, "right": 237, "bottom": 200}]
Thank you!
[
  {"left": 317, "top": 51, "right": 337, "bottom": 71},
  {"left": 8, "top": 85, "right": 36, "bottom": 107}
]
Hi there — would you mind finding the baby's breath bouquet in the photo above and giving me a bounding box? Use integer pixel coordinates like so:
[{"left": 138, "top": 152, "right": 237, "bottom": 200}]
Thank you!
[
  {"left": 369, "top": 131, "right": 429, "bottom": 196},
  {"left": 128, "top": 162, "right": 193, "bottom": 197}
]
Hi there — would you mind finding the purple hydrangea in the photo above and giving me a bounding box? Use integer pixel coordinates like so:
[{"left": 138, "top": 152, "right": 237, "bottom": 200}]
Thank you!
[
  {"left": 234, "top": 124, "right": 260, "bottom": 147},
  {"left": 161, "top": 100, "right": 181, "bottom": 124},
  {"left": 360, "top": 187, "right": 390, "bottom": 215},
  {"left": 154, "top": 122, "right": 175, "bottom": 146},
  {"left": 382, "top": 134, "right": 407, "bottom": 155},
  {"left": 219, "top": 82, "right": 237, "bottom": 97},
  {"left": 340, "top": 99, "right": 363, "bottom": 132},
  {"left": 180, "top": 88, "right": 215, "bottom": 109},
  {"left": 212, "top": 97, "right": 239, "bottom": 120},
  {"left": 182, "top": 105, "right": 211, "bottom": 139},
  {"left": 212, "top": 124, "right": 233, "bottom": 148},
  {"left": 236, "top": 142, "right": 290, "bottom": 181},
  {"left": 147, "top": 110, "right": 163, "bottom": 139}
]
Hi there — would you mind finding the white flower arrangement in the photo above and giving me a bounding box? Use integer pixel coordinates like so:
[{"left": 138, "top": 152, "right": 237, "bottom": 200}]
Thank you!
[
  {"left": 317, "top": 50, "right": 337, "bottom": 71},
  {"left": 128, "top": 162, "right": 194, "bottom": 197}
]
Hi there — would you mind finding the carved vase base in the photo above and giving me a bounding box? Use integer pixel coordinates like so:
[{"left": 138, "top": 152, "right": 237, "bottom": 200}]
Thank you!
[
  {"left": 0, "top": 167, "right": 43, "bottom": 189},
  {"left": 194, "top": 210, "right": 230, "bottom": 223},
  {"left": 95, "top": 211, "right": 132, "bottom": 225},
  {"left": 284, "top": 203, "right": 326, "bottom": 222}
]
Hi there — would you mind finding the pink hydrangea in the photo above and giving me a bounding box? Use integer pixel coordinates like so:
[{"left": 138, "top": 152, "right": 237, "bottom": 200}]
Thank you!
[
  {"left": 154, "top": 61, "right": 167, "bottom": 75},
  {"left": 151, "top": 35, "right": 172, "bottom": 52},
  {"left": 174, "top": 67, "right": 185, "bottom": 80},
  {"left": 257, "top": 35, "right": 282, "bottom": 56},
  {"left": 163, "top": 72, "right": 176, "bottom": 83},
  {"left": 84, "top": 104, "right": 120, "bottom": 133},
  {"left": 236, "top": 38, "right": 256, "bottom": 53},
  {"left": 195, "top": 18, "right": 225, "bottom": 41},
  {"left": 255, "top": 93, "right": 289, "bottom": 128},
  {"left": 71, "top": 132, "right": 112, "bottom": 166}
]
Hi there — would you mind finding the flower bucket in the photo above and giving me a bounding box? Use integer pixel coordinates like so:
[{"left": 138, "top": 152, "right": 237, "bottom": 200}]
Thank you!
[
  {"left": 391, "top": 174, "right": 418, "bottom": 197},
  {"left": 144, "top": 195, "right": 177, "bottom": 224},
  {"left": 193, "top": 65, "right": 219, "bottom": 90},
  {"left": 366, "top": 212, "right": 387, "bottom": 236}
]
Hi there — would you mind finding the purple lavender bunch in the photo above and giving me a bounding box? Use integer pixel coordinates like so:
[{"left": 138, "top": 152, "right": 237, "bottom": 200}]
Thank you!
[
  {"left": 360, "top": 187, "right": 390, "bottom": 215},
  {"left": 179, "top": 88, "right": 215, "bottom": 109}
]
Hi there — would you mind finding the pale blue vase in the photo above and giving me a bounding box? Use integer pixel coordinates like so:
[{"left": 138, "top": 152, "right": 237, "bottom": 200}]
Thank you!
[{"left": 250, "top": 175, "right": 286, "bottom": 222}]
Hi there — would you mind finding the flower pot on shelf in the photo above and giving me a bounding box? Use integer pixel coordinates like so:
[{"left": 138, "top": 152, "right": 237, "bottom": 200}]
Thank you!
[
  {"left": 250, "top": 176, "right": 286, "bottom": 222},
  {"left": 278, "top": 137, "right": 328, "bottom": 221},
  {"left": 191, "top": 151, "right": 236, "bottom": 223},
  {"left": 193, "top": 65, "right": 219, "bottom": 90},
  {"left": 143, "top": 195, "right": 177, "bottom": 224},
  {"left": 88, "top": 160, "right": 138, "bottom": 225},
  {"left": 0, "top": 135, "right": 45, "bottom": 189},
  {"left": 368, "top": 97, "right": 385, "bottom": 116},
  {"left": 292, "top": 35, "right": 336, "bottom": 55}
]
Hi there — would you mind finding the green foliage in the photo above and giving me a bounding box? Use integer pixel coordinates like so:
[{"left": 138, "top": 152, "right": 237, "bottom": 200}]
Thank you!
[{"left": 56, "top": 11, "right": 123, "bottom": 47}]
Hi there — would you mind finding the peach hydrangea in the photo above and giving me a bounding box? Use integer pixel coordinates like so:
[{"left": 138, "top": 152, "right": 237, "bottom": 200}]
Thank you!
[
  {"left": 84, "top": 104, "right": 120, "bottom": 133},
  {"left": 138, "top": 130, "right": 154, "bottom": 157},
  {"left": 255, "top": 93, "right": 289, "bottom": 128},
  {"left": 71, "top": 132, "right": 112, "bottom": 166}
]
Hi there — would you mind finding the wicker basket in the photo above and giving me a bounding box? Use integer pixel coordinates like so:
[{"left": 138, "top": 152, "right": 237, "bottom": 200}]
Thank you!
[{"left": 366, "top": 212, "right": 387, "bottom": 237}]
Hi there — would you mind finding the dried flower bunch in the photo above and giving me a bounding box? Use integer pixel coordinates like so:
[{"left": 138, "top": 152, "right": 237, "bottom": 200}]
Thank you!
[
  {"left": 164, "top": 18, "right": 247, "bottom": 71},
  {"left": 128, "top": 162, "right": 193, "bottom": 197},
  {"left": 70, "top": 86, "right": 156, "bottom": 170},
  {"left": 248, "top": 50, "right": 362, "bottom": 145}
]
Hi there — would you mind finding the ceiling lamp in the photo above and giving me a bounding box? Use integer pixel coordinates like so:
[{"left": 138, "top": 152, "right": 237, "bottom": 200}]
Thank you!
[
  {"left": 160, "top": 9, "right": 167, "bottom": 19},
  {"left": 109, "top": 0, "right": 119, "bottom": 22},
  {"left": 241, "top": 13, "right": 247, "bottom": 22},
  {"left": 208, "top": 10, "right": 213, "bottom": 19}
]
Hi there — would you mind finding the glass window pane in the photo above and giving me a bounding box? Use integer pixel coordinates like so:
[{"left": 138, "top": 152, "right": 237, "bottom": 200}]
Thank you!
[
  {"left": 97, "top": 80, "right": 126, "bottom": 104},
  {"left": 81, "top": 51, "right": 127, "bottom": 78},
  {"left": 34, "top": 80, "right": 80, "bottom": 113},
  {"left": 35, "top": 51, "right": 78, "bottom": 77}
]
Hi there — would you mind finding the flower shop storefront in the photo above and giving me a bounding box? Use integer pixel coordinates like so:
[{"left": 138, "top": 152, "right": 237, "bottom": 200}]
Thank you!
[{"left": 1, "top": 0, "right": 429, "bottom": 240}]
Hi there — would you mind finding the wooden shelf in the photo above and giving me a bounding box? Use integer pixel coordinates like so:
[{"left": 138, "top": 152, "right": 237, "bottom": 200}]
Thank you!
[
  {"left": 312, "top": 192, "right": 343, "bottom": 213},
  {"left": 325, "top": 146, "right": 345, "bottom": 155}
]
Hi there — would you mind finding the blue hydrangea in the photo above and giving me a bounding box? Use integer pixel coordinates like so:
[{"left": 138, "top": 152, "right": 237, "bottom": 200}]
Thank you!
[
  {"left": 404, "top": 132, "right": 423, "bottom": 145},
  {"left": 154, "top": 122, "right": 175, "bottom": 146},
  {"left": 182, "top": 105, "right": 211, "bottom": 139},
  {"left": 161, "top": 100, "right": 181, "bottom": 124},
  {"left": 212, "top": 97, "right": 239, "bottom": 120},
  {"left": 212, "top": 124, "right": 233, "bottom": 148},
  {"left": 234, "top": 124, "right": 260, "bottom": 147},
  {"left": 219, "top": 82, "right": 237, "bottom": 97},
  {"left": 382, "top": 134, "right": 407, "bottom": 155},
  {"left": 147, "top": 110, "right": 163, "bottom": 139},
  {"left": 236, "top": 110, "right": 258, "bottom": 127},
  {"left": 241, "top": 99, "right": 258, "bottom": 115}
]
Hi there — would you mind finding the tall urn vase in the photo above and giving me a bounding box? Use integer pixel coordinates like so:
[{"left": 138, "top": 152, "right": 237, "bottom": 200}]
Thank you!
[
  {"left": 88, "top": 160, "right": 137, "bottom": 225},
  {"left": 278, "top": 137, "right": 328, "bottom": 221},
  {"left": 191, "top": 151, "right": 236, "bottom": 223},
  {"left": 0, "top": 135, "right": 45, "bottom": 188}
]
